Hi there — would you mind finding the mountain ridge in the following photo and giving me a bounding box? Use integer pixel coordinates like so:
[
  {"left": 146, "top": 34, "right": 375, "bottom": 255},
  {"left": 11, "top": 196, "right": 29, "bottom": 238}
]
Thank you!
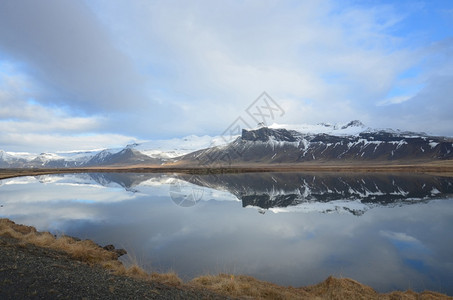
[
  {"left": 1, "top": 121, "right": 452, "bottom": 168},
  {"left": 179, "top": 122, "right": 453, "bottom": 165}
]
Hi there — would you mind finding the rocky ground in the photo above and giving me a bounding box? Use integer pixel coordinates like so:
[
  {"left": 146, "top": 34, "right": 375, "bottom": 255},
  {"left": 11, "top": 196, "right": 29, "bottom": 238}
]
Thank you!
[{"left": 0, "top": 235, "right": 229, "bottom": 299}]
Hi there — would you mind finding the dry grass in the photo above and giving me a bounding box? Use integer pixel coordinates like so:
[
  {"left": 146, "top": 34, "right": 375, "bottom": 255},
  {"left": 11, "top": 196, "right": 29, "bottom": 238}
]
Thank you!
[
  {"left": 150, "top": 271, "right": 183, "bottom": 286},
  {"left": 303, "top": 276, "right": 377, "bottom": 299},
  {"left": 0, "top": 218, "right": 182, "bottom": 287},
  {"left": 190, "top": 274, "right": 452, "bottom": 300},
  {"left": 0, "top": 218, "right": 116, "bottom": 264},
  {"left": 190, "top": 273, "right": 311, "bottom": 299},
  {"left": 2, "top": 160, "right": 453, "bottom": 181},
  {"left": 1, "top": 219, "right": 451, "bottom": 299}
]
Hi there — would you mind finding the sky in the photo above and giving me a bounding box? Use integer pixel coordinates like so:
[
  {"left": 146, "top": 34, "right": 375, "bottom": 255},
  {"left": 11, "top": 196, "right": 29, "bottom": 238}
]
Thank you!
[{"left": 0, "top": 0, "right": 452, "bottom": 153}]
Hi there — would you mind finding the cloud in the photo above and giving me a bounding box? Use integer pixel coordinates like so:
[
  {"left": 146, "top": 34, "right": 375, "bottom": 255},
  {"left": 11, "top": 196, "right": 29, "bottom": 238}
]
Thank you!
[
  {"left": 88, "top": 0, "right": 419, "bottom": 127},
  {"left": 0, "top": 132, "right": 136, "bottom": 153},
  {"left": 373, "top": 38, "right": 453, "bottom": 135},
  {"left": 0, "top": 0, "right": 452, "bottom": 152},
  {"left": 0, "top": 65, "right": 135, "bottom": 152},
  {"left": 0, "top": 0, "right": 149, "bottom": 113}
]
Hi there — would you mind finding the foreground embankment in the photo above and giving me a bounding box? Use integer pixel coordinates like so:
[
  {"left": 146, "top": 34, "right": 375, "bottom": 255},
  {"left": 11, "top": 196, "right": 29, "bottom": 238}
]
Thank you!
[{"left": 0, "top": 219, "right": 451, "bottom": 299}]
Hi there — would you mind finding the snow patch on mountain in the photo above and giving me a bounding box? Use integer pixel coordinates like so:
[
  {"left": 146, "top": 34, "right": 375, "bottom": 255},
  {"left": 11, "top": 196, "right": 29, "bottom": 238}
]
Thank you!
[
  {"left": 132, "top": 134, "right": 236, "bottom": 159},
  {"left": 269, "top": 120, "right": 369, "bottom": 136}
]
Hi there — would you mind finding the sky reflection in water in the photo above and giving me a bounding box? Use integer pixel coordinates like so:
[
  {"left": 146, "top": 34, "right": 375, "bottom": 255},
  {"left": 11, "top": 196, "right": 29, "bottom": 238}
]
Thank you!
[{"left": 0, "top": 172, "right": 452, "bottom": 295}]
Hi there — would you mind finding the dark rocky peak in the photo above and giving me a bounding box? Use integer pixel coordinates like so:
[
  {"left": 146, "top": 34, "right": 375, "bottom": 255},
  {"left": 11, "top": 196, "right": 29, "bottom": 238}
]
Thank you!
[
  {"left": 341, "top": 120, "right": 365, "bottom": 129},
  {"left": 242, "top": 127, "right": 297, "bottom": 142},
  {"left": 317, "top": 122, "right": 334, "bottom": 128},
  {"left": 126, "top": 142, "right": 140, "bottom": 149}
]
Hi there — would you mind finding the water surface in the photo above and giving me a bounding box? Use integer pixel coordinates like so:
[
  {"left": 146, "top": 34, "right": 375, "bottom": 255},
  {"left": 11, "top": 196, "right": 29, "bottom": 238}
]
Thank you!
[{"left": 0, "top": 172, "right": 452, "bottom": 295}]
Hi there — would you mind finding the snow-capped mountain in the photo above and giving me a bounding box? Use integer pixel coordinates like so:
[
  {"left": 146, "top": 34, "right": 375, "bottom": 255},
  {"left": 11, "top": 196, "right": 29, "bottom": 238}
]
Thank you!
[
  {"left": 132, "top": 135, "right": 234, "bottom": 160},
  {"left": 0, "top": 134, "right": 232, "bottom": 168},
  {"left": 85, "top": 148, "right": 162, "bottom": 166},
  {"left": 269, "top": 120, "right": 370, "bottom": 136},
  {"left": 180, "top": 120, "right": 453, "bottom": 165},
  {"left": 1, "top": 120, "right": 452, "bottom": 168},
  {"left": 0, "top": 149, "right": 108, "bottom": 168},
  {"left": 0, "top": 151, "right": 26, "bottom": 168}
]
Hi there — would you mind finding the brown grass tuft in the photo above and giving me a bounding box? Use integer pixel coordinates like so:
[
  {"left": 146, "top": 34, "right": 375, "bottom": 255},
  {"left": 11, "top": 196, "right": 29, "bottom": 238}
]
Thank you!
[
  {"left": 125, "top": 264, "right": 149, "bottom": 278},
  {"left": 191, "top": 274, "right": 452, "bottom": 300},
  {"left": 0, "top": 218, "right": 184, "bottom": 287},
  {"left": 303, "top": 276, "right": 378, "bottom": 299},
  {"left": 190, "top": 273, "right": 310, "bottom": 299},
  {"left": 0, "top": 218, "right": 116, "bottom": 265},
  {"left": 149, "top": 271, "right": 183, "bottom": 286}
]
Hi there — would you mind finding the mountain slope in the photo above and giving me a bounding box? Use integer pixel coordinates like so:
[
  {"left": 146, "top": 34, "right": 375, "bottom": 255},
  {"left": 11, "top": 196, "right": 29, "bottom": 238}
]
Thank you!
[
  {"left": 2, "top": 120, "right": 452, "bottom": 168},
  {"left": 0, "top": 134, "right": 229, "bottom": 168},
  {"left": 85, "top": 148, "right": 162, "bottom": 166},
  {"left": 179, "top": 121, "right": 453, "bottom": 165}
]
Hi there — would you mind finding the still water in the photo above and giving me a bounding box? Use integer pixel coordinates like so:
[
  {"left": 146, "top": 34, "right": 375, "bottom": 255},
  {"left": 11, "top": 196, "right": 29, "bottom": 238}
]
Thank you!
[{"left": 1, "top": 172, "right": 452, "bottom": 295}]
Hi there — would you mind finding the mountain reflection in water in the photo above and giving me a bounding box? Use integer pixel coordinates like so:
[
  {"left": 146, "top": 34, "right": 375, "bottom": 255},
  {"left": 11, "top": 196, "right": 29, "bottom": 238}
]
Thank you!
[
  {"left": 69, "top": 172, "right": 453, "bottom": 215},
  {"left": 178, "top": 172, "right": 453, "bottom": 215},
  {"left": 1, "top": 172, "right": 452, "bottom": 295}
]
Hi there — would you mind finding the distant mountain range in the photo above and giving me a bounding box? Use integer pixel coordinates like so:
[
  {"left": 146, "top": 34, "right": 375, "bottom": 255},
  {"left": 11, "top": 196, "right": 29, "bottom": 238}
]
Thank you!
[
  {"left": 0, "top": 134, "right": 228, "bottom": 168},
  {"left": 1, "top": 120, "right": 452, "bottom": 168}
]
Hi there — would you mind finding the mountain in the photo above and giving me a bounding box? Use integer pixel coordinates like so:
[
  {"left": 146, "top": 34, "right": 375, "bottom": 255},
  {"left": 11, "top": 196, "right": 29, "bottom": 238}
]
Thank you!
[
  {"left": 0, "top": 150, "right": 29, "bottom": 168},
  {"left": 0, "top": 134, "right": 227, "bottom": 168},
  {"left": 179, "top": 120, "right": 453, "bottom": 165},
  {"left": 2, "top": 120, "right": 452, "bottom": 168},
  {"left": 85, "top": 148, "right": 162, "bottom": 166}
]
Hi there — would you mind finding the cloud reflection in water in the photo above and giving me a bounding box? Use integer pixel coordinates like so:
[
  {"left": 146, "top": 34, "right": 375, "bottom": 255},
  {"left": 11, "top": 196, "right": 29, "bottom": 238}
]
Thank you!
[{"left": 0, "top": 172, "right": 452, "bottom": 295}]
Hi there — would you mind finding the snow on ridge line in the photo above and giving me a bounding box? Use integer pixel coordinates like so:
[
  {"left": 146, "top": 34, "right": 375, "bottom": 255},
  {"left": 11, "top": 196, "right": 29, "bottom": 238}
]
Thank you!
[
  {"left": 269, "top": 121, "right": 369, "bottom": 136},
  {"left": 133, "top": 134, "right": 239, "bottom": 158},
  {"left": 268, "top": 122, "right": 436, "bottom": 139}
]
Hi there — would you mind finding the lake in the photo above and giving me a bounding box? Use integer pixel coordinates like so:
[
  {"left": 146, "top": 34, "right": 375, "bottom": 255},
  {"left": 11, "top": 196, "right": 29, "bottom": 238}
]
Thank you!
[{"left": 1, "top": 172, "right": 452, "bottom": 295}]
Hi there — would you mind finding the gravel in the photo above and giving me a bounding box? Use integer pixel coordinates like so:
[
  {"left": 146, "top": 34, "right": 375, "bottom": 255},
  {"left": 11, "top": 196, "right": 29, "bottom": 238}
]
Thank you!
[{"left": 0, "top": 236, "right": 231, "bottom": 299}]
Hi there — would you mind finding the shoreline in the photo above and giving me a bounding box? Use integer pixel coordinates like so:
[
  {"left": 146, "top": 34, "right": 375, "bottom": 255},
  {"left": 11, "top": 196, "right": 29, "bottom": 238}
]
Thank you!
[
  {"left": 1, "top": 160, "right": 453, "bottom": 180},
  {"left": 0, "top": 218, "right": 451, "bottom": 299}
]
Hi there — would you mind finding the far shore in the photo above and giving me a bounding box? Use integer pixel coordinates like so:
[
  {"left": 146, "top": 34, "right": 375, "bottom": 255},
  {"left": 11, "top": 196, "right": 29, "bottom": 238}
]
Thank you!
[{"left": 1, "top": 160, "right": 453, "bottom": 180}]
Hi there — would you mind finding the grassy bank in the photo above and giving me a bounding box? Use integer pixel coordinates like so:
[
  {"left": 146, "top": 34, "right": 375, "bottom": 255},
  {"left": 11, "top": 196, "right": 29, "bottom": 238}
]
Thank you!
[
  {"left": 0, "top": 218, "right": 450, "bottom": 299},
  {"left": 2, "top": 160, "right": 453, "bottom": 181}
]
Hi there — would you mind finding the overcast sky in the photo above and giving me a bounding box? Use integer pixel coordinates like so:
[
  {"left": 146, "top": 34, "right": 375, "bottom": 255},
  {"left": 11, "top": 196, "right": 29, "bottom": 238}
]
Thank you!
[{"left": 0, "top": 0, "right": 452, "bottom": 153}]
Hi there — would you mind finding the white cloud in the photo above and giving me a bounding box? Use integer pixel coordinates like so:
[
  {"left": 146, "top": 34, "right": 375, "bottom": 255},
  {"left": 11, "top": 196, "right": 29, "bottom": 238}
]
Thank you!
[
  {"left": 88, "top": 0, "right": 418, "bottom": 126},
  {"left": 377, "top": 95, "right": 412, "bottom": 106},
  {"left": 0, "top": 65, "right": 135, "bottom": 152},
  {"left": 0, "top": 132, "right": 136, "bottom": 153}
]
